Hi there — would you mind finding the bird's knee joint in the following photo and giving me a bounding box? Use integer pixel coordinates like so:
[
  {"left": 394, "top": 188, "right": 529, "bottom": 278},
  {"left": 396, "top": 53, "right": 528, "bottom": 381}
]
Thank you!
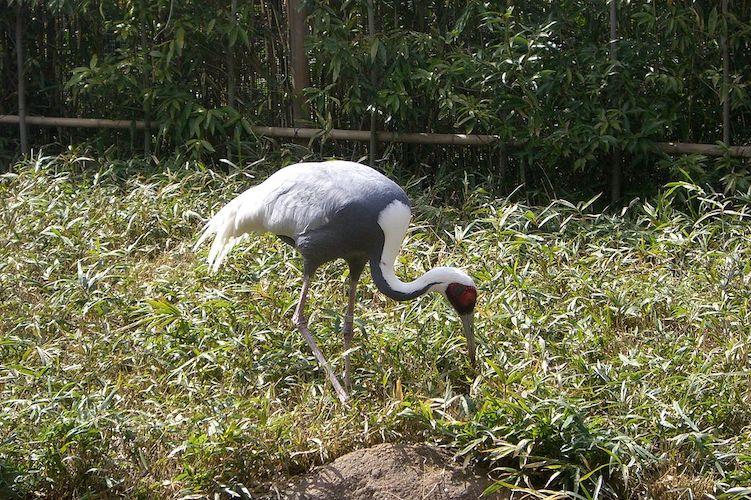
[{"left": 293, "top": 313, "right": 306, "bottom": 328}]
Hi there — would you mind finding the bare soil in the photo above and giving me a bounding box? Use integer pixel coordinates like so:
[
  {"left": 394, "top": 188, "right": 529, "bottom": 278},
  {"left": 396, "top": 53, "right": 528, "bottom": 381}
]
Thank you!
[{"left": 283, "top": 443, "right": 508, "bottom": 500}]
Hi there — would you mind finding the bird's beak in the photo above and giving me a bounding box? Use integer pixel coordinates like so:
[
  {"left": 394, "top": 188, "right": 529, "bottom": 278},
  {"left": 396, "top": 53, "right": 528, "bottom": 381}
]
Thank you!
[{"left": 461, "top": 313, "right": 476, "bottom": 367}]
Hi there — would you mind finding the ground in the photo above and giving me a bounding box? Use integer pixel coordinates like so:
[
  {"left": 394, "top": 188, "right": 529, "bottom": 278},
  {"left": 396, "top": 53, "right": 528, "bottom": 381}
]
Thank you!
[
  {"left": 1, "top": 154, "right": 751, "bottom": 499},
  {"left": 284, "top": 443, "right": 503, "bottom": 499}
]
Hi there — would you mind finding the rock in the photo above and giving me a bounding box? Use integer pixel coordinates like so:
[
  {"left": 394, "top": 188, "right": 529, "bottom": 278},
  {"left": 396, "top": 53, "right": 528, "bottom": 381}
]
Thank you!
[{"left": 285, "top": 443, "right": 507, "bottom": 500}]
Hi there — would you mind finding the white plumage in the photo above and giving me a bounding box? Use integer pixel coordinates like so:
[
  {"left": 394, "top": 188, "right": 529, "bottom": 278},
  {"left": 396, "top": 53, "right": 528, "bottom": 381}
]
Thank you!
[
  {"left": 196, "top": 160, "right": 393, "bottom": 271},
  {"left": 194, "top": 160, "right": 478, "bottom": 403}
]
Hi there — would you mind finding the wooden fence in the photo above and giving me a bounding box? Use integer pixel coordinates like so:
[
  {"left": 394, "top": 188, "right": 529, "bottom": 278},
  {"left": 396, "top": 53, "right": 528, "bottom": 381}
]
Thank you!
[
  {"left": 2, "top": 114, "right": 750, "bottom": 158},
  {"left": 4, "top": 1, "right": 747, "bottom": 202}
]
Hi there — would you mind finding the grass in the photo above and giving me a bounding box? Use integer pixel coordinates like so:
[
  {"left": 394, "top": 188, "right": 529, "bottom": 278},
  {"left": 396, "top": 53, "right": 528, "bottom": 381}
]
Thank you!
[{"left": 1, "top": 151, "right": 751, "bottom": 499}]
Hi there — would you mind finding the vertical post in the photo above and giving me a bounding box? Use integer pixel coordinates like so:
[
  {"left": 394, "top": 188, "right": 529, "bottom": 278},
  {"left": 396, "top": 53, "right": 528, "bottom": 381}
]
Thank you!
[
  {"left": 288, "top": 0, "right": 310, "bottom": 126},
  {"left": 16, "top": 2, "right": 28, "bottom": 156},
  {"left": 721, "top": 0, "right": 731, "bottom": 144},
  {"left": 227, "top": 0, "right": 238, "bottom": 162},
  {"left": 53, "top": 13, "right": 63, "bottom": 142},
  {"left": 367, "top": 0, "right": 378, "bottom": 166},
  {"left": 140, "top": 1, "right": 152, "bottom": 156},
  {"left": 498, "top": 142, "right": 507, "bottom": 185},
  {"left": 227, "top": 0, "right": 238, "bottom": 110},
  {"left": 415, "top": 1, "right": 426, "bottom": 32},
  {"left": 608, "top": 0, "right": 622, "bottom": 203}
]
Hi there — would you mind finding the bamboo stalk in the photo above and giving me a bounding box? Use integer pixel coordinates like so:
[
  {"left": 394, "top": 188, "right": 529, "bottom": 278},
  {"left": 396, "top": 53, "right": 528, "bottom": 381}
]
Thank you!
[
  {"left": 656, "top": 141, "right": 751, "bottom": 158},
  {"left": 3, "top": 114, "right": 750, "bottom": 156},
  {"left": 227, "top": 0, "right": 238, "bottom": 162},
  {"left": 250, "top": 125, "right": 508, "bottom": 145},
  {"left": 721, "top": 0, "right": 731, "bottom": 144},
  {"left": 0, "top": 115, "right": 509, "bottom": 145},
  {"left": 227, "top": 0, "right": 238, "bottom": 110},
  {"left": 367, "top": 0, "right": 378, "bottom": 166},
  {"left": 609, "top": 0, "right": 622, "bottom": 203},
  {"left": 140, "top": 1, "right": 151, "bottom": 156},
  {"left": 288, "top": 0, "right": 310, "bottom": 126},
  {"left": 498, "top": 143, "right": 508, "bottom": 183},
  {"left": 16, "top": 3, "right": 28, "bottom": 156},
  {"left": 1, "top": 116, "right": 146, "bottom": 129}
]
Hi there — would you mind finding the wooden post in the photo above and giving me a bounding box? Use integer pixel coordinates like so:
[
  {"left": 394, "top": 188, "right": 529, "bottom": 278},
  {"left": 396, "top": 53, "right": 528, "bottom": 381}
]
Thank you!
[
  {"left": 227, "top": 0, "right": 238, "bottom": 110},
  {"left": 721, "top": 0, "right": 731, "bottom": 144},
  {"left": 140, "top": 1, "right": 151, "bottom": 156},
  {"left": 288, "top": 0, "right": 310, "bottom": 126},
  {"left": 16, "top": 3, "right": 28, "bottom": 156},
  {"left": 367, "top": 0, "right": 378, "bottom": 166},
  {"left": 227, "top": 0, "right": 238, "bottom": 161},
  {"left": 609, "top": 0, "right": 622, "bottom": 203},
  {"left": 498, "top": 142, "right": 508, "bottom": 185},
  {"left": 53, "top": 13, "right": 64, "bottom": 142}
]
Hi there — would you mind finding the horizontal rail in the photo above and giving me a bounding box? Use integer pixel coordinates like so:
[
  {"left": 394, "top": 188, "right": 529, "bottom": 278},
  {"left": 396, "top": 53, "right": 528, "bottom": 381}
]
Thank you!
[
  {"left": 2, "top": 114, "right": 750, "bottom": 156},
  {"left": 655, "top": 141, "right": 751, "bottom": 158},
  {"left": 0, "top": 115, "right": 143, "bottom": 130},
  {"left": 0, "top": 114, "right": 513, "bottom": 146},
  {"left": 252, "top": 125, "right": 509, "bottom": 145}
]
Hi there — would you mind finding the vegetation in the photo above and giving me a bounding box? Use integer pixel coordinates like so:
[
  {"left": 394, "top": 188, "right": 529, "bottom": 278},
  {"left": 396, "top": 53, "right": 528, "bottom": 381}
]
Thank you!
[
  {"left": 2, "top": 1, "right": 751, "bottom": 196},
  {"left": 1, "top": 152, "right": 750, "bottom": 498},
  {"left": 2, "top": 0, "right": 750, "bottom": 498}
]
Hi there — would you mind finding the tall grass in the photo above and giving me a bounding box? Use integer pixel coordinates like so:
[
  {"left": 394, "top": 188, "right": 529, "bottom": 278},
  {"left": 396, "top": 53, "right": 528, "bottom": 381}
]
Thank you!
[{"left": 1, "top": 153, "right": 750, "bottom": 499}]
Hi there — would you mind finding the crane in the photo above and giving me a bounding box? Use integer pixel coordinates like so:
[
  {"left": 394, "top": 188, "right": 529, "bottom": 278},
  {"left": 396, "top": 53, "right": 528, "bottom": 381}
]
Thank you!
[{"left": 195, "top": 160, "right": 477, "bottom": 403}]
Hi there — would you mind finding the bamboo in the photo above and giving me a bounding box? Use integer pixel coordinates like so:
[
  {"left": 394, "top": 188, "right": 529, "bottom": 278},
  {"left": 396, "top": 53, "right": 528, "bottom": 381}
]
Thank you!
[
  {"left": 250, "top": 125, "right": 507, "bottom": 145},
  {"left": 0, "top": 115, "right": 508, "bottom": 145},
  {"left": 656, "top": 141, "right": 751, "bottom": 158},
  {"left": 2, "top": 115, "right": 750, "bottom": 156},
  {"left": 227, "top": 0, "right": 238, "bottom": 161},
  {"left": 16, "top": 3, "right": 28, "bottom": 156},
  {"left": 288, "top": 0, "right": 310, "bottom": 126},
  {"left": 227, "top": 0, "right": 238, "bottom": 110},
  {"left": 609, "top": 0, "right": 622, "bottom": 203},
  {"left": 721, "top": 0, "right": 731, "bottom": 144},
  {"left": 367, "top": 0, "right": 378, "bottom": 166},
  {"left": 140, "top": 2, "right": 151, "bottom": 156},
  {"left": 0, "top": 116, "right": 146, "bottom": 129},
  {"left": 498, "top": 143, "right": 508, "bottom": 183}
]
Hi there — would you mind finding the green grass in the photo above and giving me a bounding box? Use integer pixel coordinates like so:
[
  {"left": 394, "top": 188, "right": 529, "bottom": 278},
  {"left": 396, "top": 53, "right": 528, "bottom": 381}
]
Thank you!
[{"left": 1, "top": 152, "right": 751, "bottom": 499}]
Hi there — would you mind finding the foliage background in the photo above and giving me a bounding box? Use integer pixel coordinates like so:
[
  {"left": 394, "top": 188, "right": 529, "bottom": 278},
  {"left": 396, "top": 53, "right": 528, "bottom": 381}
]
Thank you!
[{"left": 1, "top": 0, "right": 750, "bottom": 198}]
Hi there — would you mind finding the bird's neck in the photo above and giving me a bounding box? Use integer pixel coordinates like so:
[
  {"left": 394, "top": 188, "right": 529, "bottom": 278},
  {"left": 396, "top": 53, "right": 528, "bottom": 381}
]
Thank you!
[
  {"left": 370, "top": 200, "right": 473, "bottom": 302},
  {"left": 369, "top": 254, "right": 446, "bottom": 301},
  {"left": 369, "top": 200, "right": 438, "bottom": 300}
]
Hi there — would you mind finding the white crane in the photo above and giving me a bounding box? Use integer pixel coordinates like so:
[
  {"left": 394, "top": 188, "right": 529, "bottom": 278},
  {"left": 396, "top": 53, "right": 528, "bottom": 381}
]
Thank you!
[{"left": 195, "top": 160, "right": 477, "bottom": 403}]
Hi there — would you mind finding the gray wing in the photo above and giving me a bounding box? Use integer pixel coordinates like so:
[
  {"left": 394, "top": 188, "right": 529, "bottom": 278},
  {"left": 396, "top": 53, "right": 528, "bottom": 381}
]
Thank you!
[
  {"left": 197, "top": 160, "right": 402, "bottom": 270},
  {"left": 250, "top": 161, "right": 396, "bottom": 240}
]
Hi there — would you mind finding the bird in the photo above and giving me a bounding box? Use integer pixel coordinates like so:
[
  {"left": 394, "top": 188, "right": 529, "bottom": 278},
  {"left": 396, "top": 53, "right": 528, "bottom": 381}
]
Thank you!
[{"left": 195, "top": 160, "right": 477, "bottom": 403}]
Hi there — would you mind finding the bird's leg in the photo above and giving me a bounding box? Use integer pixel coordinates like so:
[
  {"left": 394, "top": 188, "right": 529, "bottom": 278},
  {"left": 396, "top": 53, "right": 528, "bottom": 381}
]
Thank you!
[
  {"left": 343, "top": 276, "right": 358, "bottom": 392},
  {"left": 293, "top": 275, "right": 349, "bottom": 403}
]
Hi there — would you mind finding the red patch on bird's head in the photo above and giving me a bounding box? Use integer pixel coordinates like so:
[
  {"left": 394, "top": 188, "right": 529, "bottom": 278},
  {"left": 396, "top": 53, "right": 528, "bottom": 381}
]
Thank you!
[{"left": 446, "top": 283, "right": 477, "bottom": 315}]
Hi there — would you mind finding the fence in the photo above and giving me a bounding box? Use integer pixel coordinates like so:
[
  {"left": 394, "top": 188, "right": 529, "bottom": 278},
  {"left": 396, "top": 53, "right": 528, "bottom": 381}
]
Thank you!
[{"left": 3, "top": 1, "right": 748, "bottom": 202}]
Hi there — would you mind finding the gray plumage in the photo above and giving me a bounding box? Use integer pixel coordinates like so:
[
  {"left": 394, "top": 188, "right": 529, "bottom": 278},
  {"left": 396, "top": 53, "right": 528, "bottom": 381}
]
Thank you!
[
  {"left": 197, "top": 161, "right": 402, "bottom": 270},
  {"left": 195, "top": 160, "right": 477, "bottom": 403}
]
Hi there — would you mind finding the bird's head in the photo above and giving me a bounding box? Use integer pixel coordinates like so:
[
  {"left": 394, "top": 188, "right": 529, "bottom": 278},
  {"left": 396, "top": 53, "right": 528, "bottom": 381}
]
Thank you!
[{"left": 430, "top": 268, "right": 478, "bottom": 367}]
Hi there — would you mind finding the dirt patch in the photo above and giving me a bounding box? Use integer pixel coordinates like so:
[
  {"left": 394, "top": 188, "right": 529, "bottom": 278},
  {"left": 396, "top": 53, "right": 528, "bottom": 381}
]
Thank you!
[
  {"left": 649, "top": 466, "right": 715, "bottom": 499},
  {"left": 283, "top": 443, "right": 507, "bottom": 499}
]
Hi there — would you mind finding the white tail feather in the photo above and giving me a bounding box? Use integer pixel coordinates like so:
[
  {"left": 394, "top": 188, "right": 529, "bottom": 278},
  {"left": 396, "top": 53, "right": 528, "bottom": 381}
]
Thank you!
[{"left": 194, "top": 186, "right": 264, "bottom": 272}]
